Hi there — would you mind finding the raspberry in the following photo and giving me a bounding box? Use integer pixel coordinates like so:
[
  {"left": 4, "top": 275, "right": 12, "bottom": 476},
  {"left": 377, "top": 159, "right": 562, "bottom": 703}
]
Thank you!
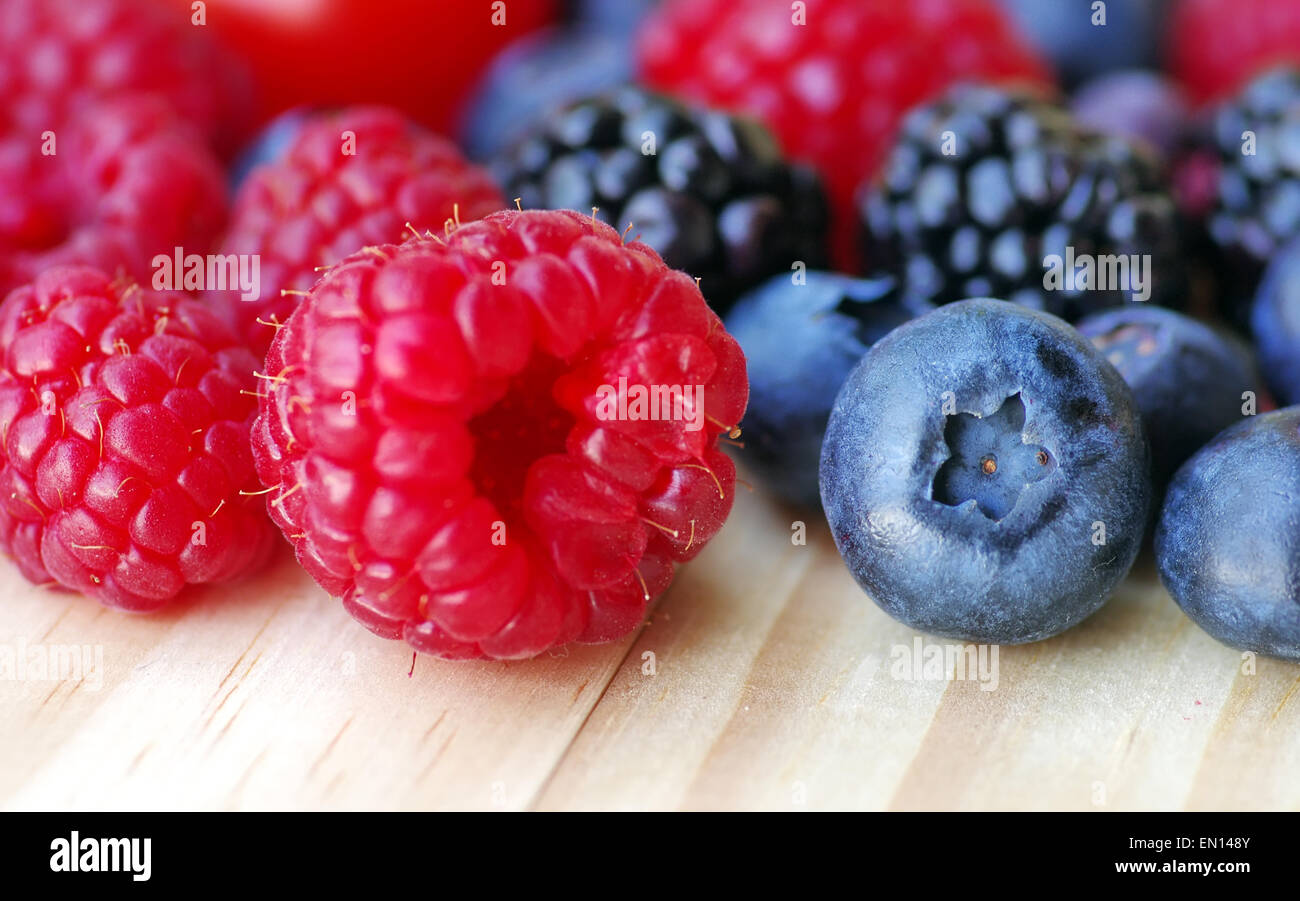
[
  {"left": 0, "top": 266, "right": 277, "bottom": 611},
  {"left": 186, "top": 0, "right": 556, "bottom": 138},
  {"left": 638, "top": 0, "right": 1050, "bottom": 266},
  {"left": 1170, "top": 0, "right": 1300, "bottom": 104},
  {"left": 252, "top": 209, "right": 748, "bottom": 660},
  {"left": 210, "top": 106, "right": 505, "bottom": 357},
  {"left": 0, "top": 0, "right": 247, "bottom": 148},
  {"left": 0, "top": 96, "right": 229, "bottom": 299}
]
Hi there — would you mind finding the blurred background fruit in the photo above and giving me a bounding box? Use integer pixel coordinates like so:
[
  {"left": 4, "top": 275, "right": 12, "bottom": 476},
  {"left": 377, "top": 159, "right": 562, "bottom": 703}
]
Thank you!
[
  {"left": 1069, "top": 70, "right": 1189, "bottom": 158},
  {"left": 0, "top": 0, "right": 250, "bottom": 150},
  {"left": 1251, "top": 237, "right": 1300, "bottom": 406},
  {"left": 638, "top": 0, "right": 1051, "bottom": 268},
  {"left": 1195, "top": 67, "right": 1300, "bottom": 320},
  {"left": 1169, "top": 0, "right": 1300, "bottom": 103},
  {"left": 724, "top": 272, "right": 924, "bottom": 508},
  {"left": 459, "top": 26, "right": 634, "bottom": 161},
  {"left": 491, "top": 87, "right": 830, "bottom": 313},
  {"left": 143, "top": 0, "right": 558, "bottom": 136},
  {"left": 857, "top": 84, "right": 1184, "bottom": 319},
  {"left": 996, "top": 0, "right": 1163, "bottom": 89},
  {"left": 1077, "top": 305, "right": 1262, "bottom": 492},
  {"left": 212, "top": 105, "right": 504, "bottom": 355}
]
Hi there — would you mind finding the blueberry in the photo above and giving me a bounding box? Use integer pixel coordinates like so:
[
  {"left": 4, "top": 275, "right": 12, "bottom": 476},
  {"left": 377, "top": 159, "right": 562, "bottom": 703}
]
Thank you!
[
  {"left": 1077, "top": 305, "right": 1259, "bottom": 491},
  {"left": 1155, "top": 408, "right": 1300, "bottom": 661},
  {"left": 1070, "top": 70, "right": 1189, "bottom": 158},
  {"left": 1251, "top": 237, "right": 1300, "bottom": 406},
  {"left": 996, "top": 0, "right": 1160, "bottom": 87},
  {"left": 568, "top": 0, "right": 659, "bottom": 40},
  {"left": 229, "top": 106, "right": 319, "bottom": 190},
  {"left": 457, "top": 27, "right": 633, "bottom": 161},
  {"left": 820, "top": 299, "right": 1150, "bottom": 644},
  {"left": 724, "top": 272, "right": 924, "bottom": 508}
]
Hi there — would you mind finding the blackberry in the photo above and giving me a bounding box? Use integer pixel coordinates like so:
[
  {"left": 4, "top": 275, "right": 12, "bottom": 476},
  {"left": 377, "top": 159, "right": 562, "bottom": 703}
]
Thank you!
[
  {"left": 1203, "top": 67, "right": 1300, "bottom": 296},
  {"left": 492, "top": 87, "right": 829, "bottom": 313},
  {"left": 857, "top": 84, "right": 1184, "bottom": 321}
]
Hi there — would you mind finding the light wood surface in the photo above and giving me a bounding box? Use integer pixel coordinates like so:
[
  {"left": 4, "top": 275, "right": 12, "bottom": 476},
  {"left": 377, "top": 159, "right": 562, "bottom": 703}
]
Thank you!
[{"left": 3, "top": 478, "right": 1298, "bottom": 811}]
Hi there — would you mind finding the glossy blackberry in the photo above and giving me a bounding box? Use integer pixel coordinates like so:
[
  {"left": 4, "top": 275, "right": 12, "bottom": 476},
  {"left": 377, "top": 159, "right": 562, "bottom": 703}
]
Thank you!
[
  {"left": 858, "top": 84, "right": 1184, "bottom": 321},
  {"left": 492, "top": 87, "right": 830, "bottom": 313},
  {"left": 1203, "top": 67, "right": 1300, "bottom": 296}
]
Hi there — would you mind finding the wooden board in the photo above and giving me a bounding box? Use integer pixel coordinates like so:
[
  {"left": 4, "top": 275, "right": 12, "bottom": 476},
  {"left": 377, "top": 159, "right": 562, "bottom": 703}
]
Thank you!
[{"left": 3, "top": 479, "right": 1299, "bottom": 811}]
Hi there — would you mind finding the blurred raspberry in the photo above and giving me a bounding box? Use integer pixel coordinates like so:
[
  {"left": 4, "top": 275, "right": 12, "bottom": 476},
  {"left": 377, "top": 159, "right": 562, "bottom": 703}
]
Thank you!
[
  {"left": 0, "top": 266, "right": 277, "bottom": 611},
  {"left": 0, "top": 97, "right": 228, "bottom": 299},
  {"left": 0, "top": 0, "right": 249, "bottom": 150},
  {"left": 142, "top": 0, "right": 557, "bottom": 136},
  {"left": 253, "top": 209, "right": 748, "bottom": 659},
  {"left": 1170, "top": 0, "right": 1300, "bottom": 104},
  {"left": 638, "top": 0, "right": 1051, "bottom": 267},
  {"left": 210, "top": 106, "right": 505, "bottom": 357}
]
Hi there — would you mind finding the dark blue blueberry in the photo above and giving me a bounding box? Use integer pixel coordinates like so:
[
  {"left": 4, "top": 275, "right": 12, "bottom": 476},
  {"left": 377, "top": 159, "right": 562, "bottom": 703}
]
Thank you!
[
  {"left": 1155, "top": 408, "right": 1300, "bottom": 661},
  {"left": 1077, "top": 305, "right": 1259, "bottom": 491},
  {"left": 457, "top": 27, "right": 633, "bottom": 161},
  {"left": 1251, "top": 237, "right": 1300, "bottom": 406},
  {"left": 996, "top": 0, "right": 1160, "bottom": 87},
  {"left": 1070, "top": 70, "right": 1189, "bottom": 158},
  {"left": 724, "top": 272, "right": 924, "bottom": 508},
  {"left": 228, "top": 106, "right": 319, "bottom": 190},
  {"left": 820, "top": 299, "right": 1150, "bottom": 644},
  {"left": 567, "top": 0, "right": 659, "bottom": 40}
]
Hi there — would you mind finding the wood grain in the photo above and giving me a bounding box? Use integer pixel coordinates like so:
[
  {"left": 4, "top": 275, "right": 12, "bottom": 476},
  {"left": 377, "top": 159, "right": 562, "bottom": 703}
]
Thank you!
[{"left": 2, "top": 483, "right": 1297, "bottom": 811}]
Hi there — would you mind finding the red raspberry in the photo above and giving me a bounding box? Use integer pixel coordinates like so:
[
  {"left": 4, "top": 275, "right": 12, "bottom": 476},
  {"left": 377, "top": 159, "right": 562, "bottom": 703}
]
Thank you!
[
  {"left": 252, "top": 209, "right": 748, "bottom": 660},
  {"left": 0, "top": 96, "right": 229, "bottom": 298},
  {"left": 210, "top": 106, "right": 505, "bottom": 357},
  {"left": 0, "top": 0, "right": 248, "bottom": 148},
  {"left": 0, "top": 267, "right": 277, "bottom": 611},
  {"left": 638, "top": 0, "right": 1050, "bottom": 266},
  {"left": 1169, "top": 0, "right": 1300, "bottom": 104},
  {"left": 142, "top": 0, "right": 556, "bottom": 137}
]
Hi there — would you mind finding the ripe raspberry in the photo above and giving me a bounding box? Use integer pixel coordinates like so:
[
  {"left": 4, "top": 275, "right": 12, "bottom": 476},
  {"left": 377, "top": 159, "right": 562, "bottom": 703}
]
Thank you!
[
  {"left": 252, "top": 209, "right": 748, "bottom": 660},
  {"left": 638, "top": 0, "right": 1050, "bottom": 266},
  {"left": 0, "top": 0, "right": 248, "bottom": 148},
  {"left": 0, "top": 266, "right": 277, "bottom": 611},
  {"left": 210, "top": 106, "right": 505, "bottom": 357},
  {"left": 1170, "top": 0, "right": 1300, "bottom": 104},
  {"left": 0, "top": 96, "right": 229, "bottom": 299},
  {"left": 177, "top": 0, "right": 557, "bottom": 138}
]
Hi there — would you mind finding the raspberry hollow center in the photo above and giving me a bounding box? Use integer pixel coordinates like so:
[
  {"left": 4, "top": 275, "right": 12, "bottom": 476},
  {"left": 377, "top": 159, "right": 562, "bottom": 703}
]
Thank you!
[{"left": 467, "top": 354, "right": 574, "bottom": 523}]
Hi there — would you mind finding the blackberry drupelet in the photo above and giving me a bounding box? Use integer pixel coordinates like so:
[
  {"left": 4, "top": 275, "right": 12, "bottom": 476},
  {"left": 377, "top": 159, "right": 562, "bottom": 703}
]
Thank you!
[
  {"left": 492, "top": 87, "right": 829, "bottom": 313},
  {"left": 1202, "top": 67, "right": 1300, "bottom": 298},
  {"left": 857, "top": 84, "right": 1184, "bottom": 320}
]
